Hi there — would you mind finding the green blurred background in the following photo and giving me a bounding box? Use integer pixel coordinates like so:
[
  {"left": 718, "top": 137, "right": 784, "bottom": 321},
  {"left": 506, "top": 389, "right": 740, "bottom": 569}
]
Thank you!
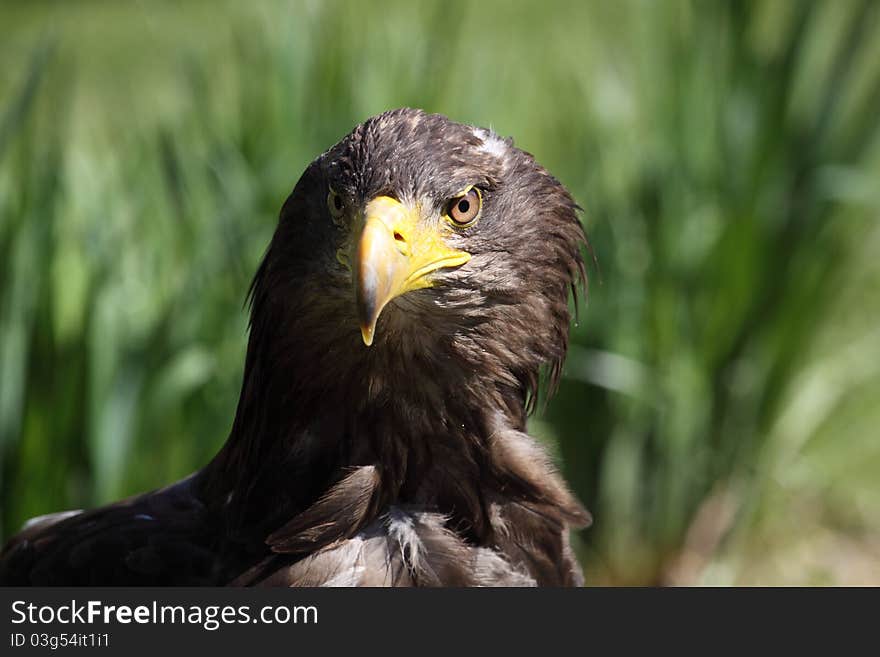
[{"left": 2, "top": 0, "right": 879, "bottom": 585}]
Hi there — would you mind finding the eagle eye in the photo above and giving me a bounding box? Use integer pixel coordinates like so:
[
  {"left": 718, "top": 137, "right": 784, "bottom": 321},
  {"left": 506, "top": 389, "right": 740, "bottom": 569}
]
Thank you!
[
  {"left": 447, "top": 187, "right": 481, "bottom": 227},
  {"left": 327, "top": 188, "right": 344, "bottom": 218}
]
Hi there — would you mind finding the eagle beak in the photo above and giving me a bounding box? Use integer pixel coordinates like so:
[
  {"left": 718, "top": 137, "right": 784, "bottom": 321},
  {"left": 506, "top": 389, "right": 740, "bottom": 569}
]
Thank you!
[{"left": 355, "top": 196, "right": 470, "bottom": 346}]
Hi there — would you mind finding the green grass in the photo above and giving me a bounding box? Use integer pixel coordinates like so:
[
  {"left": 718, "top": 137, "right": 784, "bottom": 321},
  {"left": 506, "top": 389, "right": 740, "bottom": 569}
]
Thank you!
[{"left": 1, "top": 0, "right": 879, "bottom": 584}]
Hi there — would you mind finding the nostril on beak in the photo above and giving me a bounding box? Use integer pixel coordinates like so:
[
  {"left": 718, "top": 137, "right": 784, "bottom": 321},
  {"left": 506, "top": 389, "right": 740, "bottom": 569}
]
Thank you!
[{"left": 393, "top": 231, "right": 409, "bottom": 256}]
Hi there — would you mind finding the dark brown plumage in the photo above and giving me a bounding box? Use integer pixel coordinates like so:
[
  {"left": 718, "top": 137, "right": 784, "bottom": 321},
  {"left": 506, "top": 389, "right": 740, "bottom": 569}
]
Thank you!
[{"left": 0, "top": 108, "right": 590, "bottom": 586}]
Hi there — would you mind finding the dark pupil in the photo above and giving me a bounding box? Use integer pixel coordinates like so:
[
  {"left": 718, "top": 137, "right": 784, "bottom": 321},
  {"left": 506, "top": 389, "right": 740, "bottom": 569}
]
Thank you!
[
  {"left": 333, "top": 195, "right": 343, "bottom": 211},
  {"left": 457, "top": 199, "right": 470, "bottom": 214}
]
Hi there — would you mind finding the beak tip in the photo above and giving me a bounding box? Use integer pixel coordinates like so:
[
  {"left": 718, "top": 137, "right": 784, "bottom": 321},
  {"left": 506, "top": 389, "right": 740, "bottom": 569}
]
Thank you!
[{"left": 360, "top": 325, "right": 375, "bottom": 347}]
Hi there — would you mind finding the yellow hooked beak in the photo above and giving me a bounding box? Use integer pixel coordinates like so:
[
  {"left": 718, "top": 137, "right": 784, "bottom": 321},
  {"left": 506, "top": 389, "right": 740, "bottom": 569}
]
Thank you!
[{"left": 355, "top": 196, "right": 470, "bottom": 346}]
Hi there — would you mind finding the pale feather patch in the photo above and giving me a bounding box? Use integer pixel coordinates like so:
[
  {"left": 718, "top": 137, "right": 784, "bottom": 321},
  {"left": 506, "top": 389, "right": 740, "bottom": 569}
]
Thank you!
[
  {"left": 472, "top": 548, "right": 536, "bottom": 587},
  {"left": 385, "top": 507, "right": 423, "bottom": 572},
  {"left": 21, "top": 510, "right": 82, "bottom": 532},
  {"left": 275, "top": 536, "right": 368, "bottom": 587},
  {"left": 473, "top": 127, "right": 508, "bottom": 159},
  {"left": 252, "top": 507, "right": 542, "bottom": 586},
  {"left": 318, "top": 538, "right": 367, "bottom": 587}
]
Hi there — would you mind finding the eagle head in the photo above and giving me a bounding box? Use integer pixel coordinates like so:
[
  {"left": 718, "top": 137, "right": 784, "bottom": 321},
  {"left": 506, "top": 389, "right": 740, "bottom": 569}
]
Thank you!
[{"left": 249, "top": 108, "right": 586, "bottom": 422}]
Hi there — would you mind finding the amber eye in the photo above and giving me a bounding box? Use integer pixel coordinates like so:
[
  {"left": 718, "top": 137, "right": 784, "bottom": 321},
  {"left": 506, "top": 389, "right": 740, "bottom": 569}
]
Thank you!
[
  {"left": 327, "top": 189, "right": 344, "bottom": 218},
  {"left": 448, "top": 187, "right": 481, "bottom": 226}
]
